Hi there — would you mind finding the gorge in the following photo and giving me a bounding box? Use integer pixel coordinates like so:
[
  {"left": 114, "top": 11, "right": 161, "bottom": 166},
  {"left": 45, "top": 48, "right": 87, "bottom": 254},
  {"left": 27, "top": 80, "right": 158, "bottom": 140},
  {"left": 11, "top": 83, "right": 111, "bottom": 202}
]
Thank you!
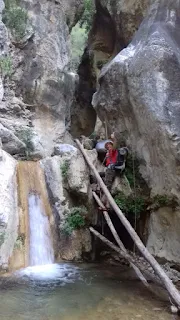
[{"left": 1, "top": 0, "right": 180, "bottom": 318}]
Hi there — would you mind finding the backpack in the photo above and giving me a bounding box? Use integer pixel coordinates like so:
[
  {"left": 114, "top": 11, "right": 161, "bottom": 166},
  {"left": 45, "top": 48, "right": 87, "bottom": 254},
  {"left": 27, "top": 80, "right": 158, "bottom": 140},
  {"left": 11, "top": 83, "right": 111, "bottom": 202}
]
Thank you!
[{"left": 114, "top": 147, "right": 128, "bottom": 170}]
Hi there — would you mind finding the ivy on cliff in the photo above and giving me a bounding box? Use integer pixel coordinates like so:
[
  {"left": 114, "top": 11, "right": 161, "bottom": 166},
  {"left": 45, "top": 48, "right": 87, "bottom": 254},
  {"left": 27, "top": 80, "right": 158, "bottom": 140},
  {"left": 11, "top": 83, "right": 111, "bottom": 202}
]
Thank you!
[{"left": 3, "top": 0, "right": 28, "bottom": 41}]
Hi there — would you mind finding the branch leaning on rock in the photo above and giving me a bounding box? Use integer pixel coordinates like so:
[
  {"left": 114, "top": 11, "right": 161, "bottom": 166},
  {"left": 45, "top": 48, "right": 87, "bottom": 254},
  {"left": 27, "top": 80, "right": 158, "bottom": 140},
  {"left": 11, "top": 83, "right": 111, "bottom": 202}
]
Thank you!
[
  {"left": 75, "top": 138, "right": 180, "bottom": 311},
  {"left": 92, "top": 191, "right": 149, "bottom": 288}
]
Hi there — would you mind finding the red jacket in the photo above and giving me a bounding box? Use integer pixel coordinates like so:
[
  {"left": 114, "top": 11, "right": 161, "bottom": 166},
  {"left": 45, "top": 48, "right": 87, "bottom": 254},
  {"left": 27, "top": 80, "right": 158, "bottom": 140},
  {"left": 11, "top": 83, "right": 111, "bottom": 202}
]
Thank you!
[{"left": 105, "top": 149, "right": 118, "bottom": 167}]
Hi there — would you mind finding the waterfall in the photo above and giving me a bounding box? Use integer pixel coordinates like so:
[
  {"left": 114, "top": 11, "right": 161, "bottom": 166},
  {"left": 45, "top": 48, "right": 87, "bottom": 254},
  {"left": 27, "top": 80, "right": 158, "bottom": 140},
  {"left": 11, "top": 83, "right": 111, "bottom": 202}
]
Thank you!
[
  {"left": 28, "top": 193, "right": 54, "bottom": 266},
  {"left": 12, "top": 161, "right": 54, "bottom": 268}
]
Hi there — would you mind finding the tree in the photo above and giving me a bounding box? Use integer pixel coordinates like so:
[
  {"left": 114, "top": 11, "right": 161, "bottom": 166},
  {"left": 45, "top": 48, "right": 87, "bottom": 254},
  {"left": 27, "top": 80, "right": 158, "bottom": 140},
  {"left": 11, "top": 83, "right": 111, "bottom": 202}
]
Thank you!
[
  {"left": 80, "top": 0, "right": 95, "bottom": 31},
  {"left": 70, "top": 23, "right": 88, "bottom": 71}
]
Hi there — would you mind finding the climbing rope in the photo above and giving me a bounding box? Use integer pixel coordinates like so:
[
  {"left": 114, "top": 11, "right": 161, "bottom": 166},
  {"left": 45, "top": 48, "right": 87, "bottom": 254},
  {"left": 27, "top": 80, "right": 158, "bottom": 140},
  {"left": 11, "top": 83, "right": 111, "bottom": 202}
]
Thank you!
[{"left": 132, "top": 148, "right": 137, "bottom": 254}]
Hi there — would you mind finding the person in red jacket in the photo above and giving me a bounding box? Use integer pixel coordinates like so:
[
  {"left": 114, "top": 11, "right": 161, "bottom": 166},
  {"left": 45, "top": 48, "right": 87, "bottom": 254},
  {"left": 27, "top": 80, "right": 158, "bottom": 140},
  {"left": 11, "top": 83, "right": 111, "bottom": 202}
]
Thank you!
[
  {"left": 105, "top": 141, "right": 118, "bottom": 168},
  {"left": 104, "top": 141, "right": 117, "bottom": 191}
]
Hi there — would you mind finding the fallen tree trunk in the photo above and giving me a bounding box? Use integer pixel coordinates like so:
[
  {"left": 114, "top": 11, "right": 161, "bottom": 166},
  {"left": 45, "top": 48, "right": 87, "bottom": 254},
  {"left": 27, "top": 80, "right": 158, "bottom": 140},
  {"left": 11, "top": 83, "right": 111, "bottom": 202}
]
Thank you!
[
  {"left": 89, "top": 227, "right": 170, "bottom": 302},
  {"left": 92, "top": 191, "right": 149, "bottom": 288},
  {"left": 76, "top": 139, "right": 180, "bottom": 309},
  {"left": 93, "top": 192, "right": 162, "bottom": 286}
]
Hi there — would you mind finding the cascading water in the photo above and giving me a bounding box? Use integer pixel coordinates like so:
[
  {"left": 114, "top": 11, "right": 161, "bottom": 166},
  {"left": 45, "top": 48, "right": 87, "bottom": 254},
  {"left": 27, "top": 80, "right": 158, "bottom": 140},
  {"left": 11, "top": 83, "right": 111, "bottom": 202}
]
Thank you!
[
  {"left": 28, "top": 193, "right": 54, "bottom": 266},
  {"left": 10, "top": 161, "right": 55, "bottom": 270}
]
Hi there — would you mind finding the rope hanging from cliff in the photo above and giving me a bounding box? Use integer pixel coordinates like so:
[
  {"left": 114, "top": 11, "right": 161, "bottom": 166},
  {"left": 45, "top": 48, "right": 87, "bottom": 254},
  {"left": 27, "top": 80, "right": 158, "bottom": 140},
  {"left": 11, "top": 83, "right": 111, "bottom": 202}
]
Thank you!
[{"left": 132, "top": 149, "right": 137, "bottom": 254}]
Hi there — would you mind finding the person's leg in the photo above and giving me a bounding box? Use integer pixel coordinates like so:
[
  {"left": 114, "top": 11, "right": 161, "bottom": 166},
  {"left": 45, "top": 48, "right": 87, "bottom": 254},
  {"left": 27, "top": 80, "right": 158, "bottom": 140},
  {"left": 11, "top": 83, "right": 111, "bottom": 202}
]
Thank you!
[
  {"left": 104, "top": 168, "right": 116, "bottom": 190},
  {"left": 101, "top": 168, "right": 116, "bottom": 209}
]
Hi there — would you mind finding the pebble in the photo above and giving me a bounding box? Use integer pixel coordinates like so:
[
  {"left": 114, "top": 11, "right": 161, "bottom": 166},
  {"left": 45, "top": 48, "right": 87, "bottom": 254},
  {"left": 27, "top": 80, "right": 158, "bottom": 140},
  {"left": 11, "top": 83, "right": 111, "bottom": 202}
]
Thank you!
[{"left": 170, "top": 305, "right": 178, "bottom": 314}]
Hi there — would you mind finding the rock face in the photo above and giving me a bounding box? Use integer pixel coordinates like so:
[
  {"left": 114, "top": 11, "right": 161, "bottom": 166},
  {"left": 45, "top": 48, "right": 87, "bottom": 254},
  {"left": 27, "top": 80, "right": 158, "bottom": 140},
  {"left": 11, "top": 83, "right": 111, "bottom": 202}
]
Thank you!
[
  {"left": 91, "top": 0, "right": 180, "bottom": 262},
  {"left": 93, "top": 0, "right": 180, "bottom": 200},
  {"left": 97, "top": 0, "right": 149, "bottom": 47},
  {"left": 0, "top": 150, "right": 18, "bottom": 270},
  {"left": 0, "top": 0, "right": 84, "bottom": 157},
  {"left": 41, "top": 145, "right": 96, "bottom": 261},
  {"left": 72, "top": 0, "right": 150, "bottom": 139},
  {"left": 59, "top": 229, "right": 92, "bottom": 261},
  {"left": 147, "top": 208, "right": 180, "bottom": 263}
]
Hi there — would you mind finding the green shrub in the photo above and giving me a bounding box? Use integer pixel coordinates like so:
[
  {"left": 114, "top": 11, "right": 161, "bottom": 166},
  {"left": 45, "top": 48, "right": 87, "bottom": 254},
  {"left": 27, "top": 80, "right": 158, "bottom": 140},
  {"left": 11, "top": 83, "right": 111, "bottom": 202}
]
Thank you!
[
  {"left": 61, "top": 160, "right": 70, "bottom": 180},
  {"left": 153, "top": 195, "right": 169, "bottom": 207},
  {"left": 16, "top": 128, "right": 34, "bottom": 157},
  {"left": 125, "top": 155, "right": 140, "bottom": 188},
  {"left": 125, "top": 168, "right": 134, "bottom": 188},
  {"left": 0, "top": 56, "right": 12, "bottom": 77},
  {"left": 80, "top": 0, "right": 95, "bottom": 31},
  {"left": 114, "top": 192, "right": 146, "bottom": 219},
  {"left": 150, "top": 194, "right": 178, "bottom": 210},
  {"left": 61, "top": 206, "right": 87, "bottom": 235},
  {"left": 70, "top": 22, "right": 88, "bottom": 71},
  {"left": 3, "top": 0, "right": 28, "bottom": 40}
]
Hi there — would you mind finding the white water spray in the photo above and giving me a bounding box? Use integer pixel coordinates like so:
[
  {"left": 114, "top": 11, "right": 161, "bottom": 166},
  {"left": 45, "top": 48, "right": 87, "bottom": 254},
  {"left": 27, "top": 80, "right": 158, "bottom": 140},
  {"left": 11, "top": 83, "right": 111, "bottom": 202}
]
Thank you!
[{"left": 28, "top": 193, "right": 54, "bottom": 266}]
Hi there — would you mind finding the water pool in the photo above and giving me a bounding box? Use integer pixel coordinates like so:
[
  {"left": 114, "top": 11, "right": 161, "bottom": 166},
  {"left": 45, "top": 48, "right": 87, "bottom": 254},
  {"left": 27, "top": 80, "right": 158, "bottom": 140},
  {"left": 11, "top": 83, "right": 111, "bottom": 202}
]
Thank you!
[{"left": 0, "top": 263, "right": 176, "bottom": 320}]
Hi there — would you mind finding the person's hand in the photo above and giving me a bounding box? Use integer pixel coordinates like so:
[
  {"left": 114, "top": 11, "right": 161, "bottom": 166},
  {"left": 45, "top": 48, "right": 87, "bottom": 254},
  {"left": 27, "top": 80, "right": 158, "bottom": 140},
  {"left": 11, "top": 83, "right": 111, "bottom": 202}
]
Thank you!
[{"left": 110, "top": 132, "right": 115, "bottom": 140}]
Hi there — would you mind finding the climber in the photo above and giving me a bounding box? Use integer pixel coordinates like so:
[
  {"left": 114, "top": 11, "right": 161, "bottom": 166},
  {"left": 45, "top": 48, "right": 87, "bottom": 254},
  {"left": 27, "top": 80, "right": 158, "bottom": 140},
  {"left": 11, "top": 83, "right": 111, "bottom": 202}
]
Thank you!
[
  {"left": 103, "top": 140, "right": 128, "bottom": 190},
  {"left": 90, "top": 133, "right": 128, "bottom": 208},
  {"left": 98, "top": 138, "right": 128, "bottom": 209}
]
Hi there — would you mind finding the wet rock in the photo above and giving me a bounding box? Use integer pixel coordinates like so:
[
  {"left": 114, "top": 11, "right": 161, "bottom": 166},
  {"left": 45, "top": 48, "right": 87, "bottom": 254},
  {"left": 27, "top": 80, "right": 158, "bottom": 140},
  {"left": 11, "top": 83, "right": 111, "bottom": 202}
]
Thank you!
[
  {"left": 0, "top": 151, "right": 18, "bottom": 268},
  {"left": 59, "top": 228, "right": 92, "bottom": 261},
  {"left": 41, "top": 148, "right": 95, "bottom": 261}
]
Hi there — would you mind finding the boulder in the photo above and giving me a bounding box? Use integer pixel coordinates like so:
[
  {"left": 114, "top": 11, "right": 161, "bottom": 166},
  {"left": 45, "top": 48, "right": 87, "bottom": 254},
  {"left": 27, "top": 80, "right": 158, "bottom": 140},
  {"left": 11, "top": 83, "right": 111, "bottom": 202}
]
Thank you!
[
  {"left": 0, "top": 123, "right": 26, "bottom": 155},
  {"left": 111, "top": 175, "right": 132, "bottom": 196},
  {"left": 147, "top": 207, "right": 180, "bottom": 263},
  {"left": 53, "top": 144, "right": 77, "bottom": 156},
  {"left": 59, "top": 228, "right": 92, "bottom": 261},
  {"left": 41, "top": 147, "right": 94, "bottom": 261}
]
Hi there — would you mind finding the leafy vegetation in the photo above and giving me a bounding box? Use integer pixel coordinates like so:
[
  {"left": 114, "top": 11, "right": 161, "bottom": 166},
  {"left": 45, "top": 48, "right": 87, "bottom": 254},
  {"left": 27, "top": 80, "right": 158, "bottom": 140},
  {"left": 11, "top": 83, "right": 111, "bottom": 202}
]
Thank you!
[
  {"left": 17, "top": 128, "right": 34, "bottom": 158},
  {"left": 61, "top": 206, "right": 87, "bottom": 235},
  {"left": 15, "top": 233, "right": 25, "bottom": 249},
  {"left": 150, "top": 194, "right": 178, "bottom": 210},
  {"left": 61, "top": 160, "right": 70, "bottom": 180},
  {"left": 3, "top": 0, "right": 28, "bottom": 40},
  {"left": 125, "top": 155, "right": 141, "bottom": 188},
  {"left": 70, "top": 0, "right": 95, "bottom": 71},
  {"left": 70, "top": 23, "right": 88, "bottom": 71},
  {"left": 114, "top": 192, "right": 146, "bottom": 219},
  {"left": 80, "top": 0, "right": 95, "bottom": 31},
  {"left": 0, "top": 56, "right": 12, "bottom": 77}
]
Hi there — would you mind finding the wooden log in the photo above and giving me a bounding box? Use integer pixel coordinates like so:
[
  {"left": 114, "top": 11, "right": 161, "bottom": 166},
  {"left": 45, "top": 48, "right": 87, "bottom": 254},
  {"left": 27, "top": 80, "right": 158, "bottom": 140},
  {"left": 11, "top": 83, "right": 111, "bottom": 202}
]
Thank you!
[
  {"left": 76, "top": 139, "right": 180, "bottom": 309},
  {"left": 92, "top": 192, "right": 149, "bottom": 288},
  {"left": 89, "top": 227, "right": 170, "bottom": 302},
  {"left": 93, "top": 192, "right": 165, "bottom": 287}
]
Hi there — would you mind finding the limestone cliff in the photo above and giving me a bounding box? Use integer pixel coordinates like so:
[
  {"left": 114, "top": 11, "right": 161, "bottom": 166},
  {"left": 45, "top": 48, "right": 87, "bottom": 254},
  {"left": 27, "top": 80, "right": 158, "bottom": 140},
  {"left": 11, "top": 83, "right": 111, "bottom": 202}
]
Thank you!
[
  {"left": 0, "top": 0, "right": 84, "bottom": 158},
  {"left": 1, "top": 0, "right": 180, "bottom": 267},
  {"left": 92, "top": 0, "right": 180, "bottom": 262},
  {"left": 0, "top": 0, "right": 95, "bottom": 269}
]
